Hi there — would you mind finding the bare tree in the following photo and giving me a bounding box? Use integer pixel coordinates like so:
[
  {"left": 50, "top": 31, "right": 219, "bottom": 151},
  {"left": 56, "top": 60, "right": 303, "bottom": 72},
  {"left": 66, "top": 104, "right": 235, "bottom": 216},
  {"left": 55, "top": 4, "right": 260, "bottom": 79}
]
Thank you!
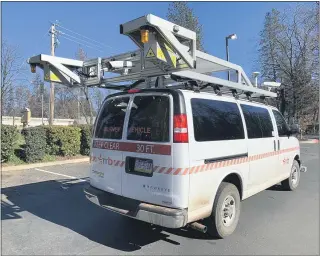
[
  {"left": 74, "top": 47, "right": 91, "bottom": 124},
  {"left": 28, "top": 73, "right": 50, "bottom": 118},
  {"left": 1, "top": 41, "right": 26, "bottom": 120},
  {"left": 74, "top": 46, "right": 104, "bottom": 125},
  {"left": 258, "top": 4, "right": 319, "bottom": 129},
  {"left": 167, "top": 2, "right": 205, "bottom": 51}
]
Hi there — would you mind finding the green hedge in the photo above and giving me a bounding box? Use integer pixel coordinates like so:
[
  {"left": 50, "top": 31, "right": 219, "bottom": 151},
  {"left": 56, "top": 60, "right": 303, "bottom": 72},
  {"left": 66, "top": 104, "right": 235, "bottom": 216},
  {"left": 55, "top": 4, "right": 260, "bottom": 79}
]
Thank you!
[
  {"left": 22, "top": 126, "right": 47, "bottom": 163},
  {"left": 7, "top": 125, "right": 91, "bottom": 164},
  {"left": 74, "top": 124, "right": 92, "bottom": 156},
  {"left": 45, "top": 126, "right": 81, "bottom": 156},
  {"left": 1, "top": 125, "right": 19, "bottom": 162}
]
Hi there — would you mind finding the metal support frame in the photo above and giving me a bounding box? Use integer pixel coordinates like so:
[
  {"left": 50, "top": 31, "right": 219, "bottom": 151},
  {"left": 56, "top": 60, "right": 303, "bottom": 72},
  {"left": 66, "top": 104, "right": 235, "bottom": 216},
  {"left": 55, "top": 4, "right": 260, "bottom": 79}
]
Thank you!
[{"left": 27, "top": 14, "right": 277, "bottom": 99}]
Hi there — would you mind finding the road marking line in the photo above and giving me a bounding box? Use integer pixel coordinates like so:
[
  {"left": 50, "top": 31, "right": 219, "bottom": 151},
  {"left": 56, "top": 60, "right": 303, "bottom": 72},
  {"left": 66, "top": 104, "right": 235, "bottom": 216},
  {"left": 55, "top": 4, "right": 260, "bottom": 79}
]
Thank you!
[
  {"left": 34, "top": 168, "right": 87, "bottom": 182},
  {"left": 301, "top": 147, "right": 310, "bottom": 149},
  {"left": 301, "top": 153, "right": 318, "bottom": 156}
]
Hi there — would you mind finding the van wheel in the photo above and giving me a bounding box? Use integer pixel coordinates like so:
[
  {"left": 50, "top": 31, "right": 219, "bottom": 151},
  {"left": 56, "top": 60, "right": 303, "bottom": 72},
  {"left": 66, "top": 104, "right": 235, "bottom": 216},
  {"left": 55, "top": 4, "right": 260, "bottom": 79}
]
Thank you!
[
  {"left": 206, "top": 182, "right": 240, "bottom": 238},
  {"left": 281, "top": 160, "right": 300, "bottom": 191}
]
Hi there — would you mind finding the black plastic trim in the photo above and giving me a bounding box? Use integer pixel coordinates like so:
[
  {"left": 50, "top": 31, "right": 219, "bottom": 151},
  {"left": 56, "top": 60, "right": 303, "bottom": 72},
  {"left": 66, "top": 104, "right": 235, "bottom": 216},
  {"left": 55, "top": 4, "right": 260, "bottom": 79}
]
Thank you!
[
  {"left": 204, "top": 153, "right": 248, "bottom": 164},
  {"left": 84, "top": 185, "right": 186, "bottom": 217}
]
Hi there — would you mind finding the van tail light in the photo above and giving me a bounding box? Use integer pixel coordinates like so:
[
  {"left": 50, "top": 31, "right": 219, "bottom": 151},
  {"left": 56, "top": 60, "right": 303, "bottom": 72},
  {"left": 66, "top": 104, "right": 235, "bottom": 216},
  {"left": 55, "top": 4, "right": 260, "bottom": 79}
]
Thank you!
[
  {"left": 173, "top": 114, "right": 188, "bottom": 143},
  {"left": 127, "top": 89, "right": 140, "bottom": 93}
]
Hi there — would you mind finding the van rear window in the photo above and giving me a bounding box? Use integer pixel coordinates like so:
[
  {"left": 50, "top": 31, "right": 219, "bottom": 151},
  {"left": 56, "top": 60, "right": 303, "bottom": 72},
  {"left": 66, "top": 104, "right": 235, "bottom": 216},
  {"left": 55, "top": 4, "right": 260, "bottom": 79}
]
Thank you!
[
  {"left": 95, "top": 97, "right": 129, "bottom": 139},
  {"left": 127, "top": 96, "right": 170, "bottom": 142}
]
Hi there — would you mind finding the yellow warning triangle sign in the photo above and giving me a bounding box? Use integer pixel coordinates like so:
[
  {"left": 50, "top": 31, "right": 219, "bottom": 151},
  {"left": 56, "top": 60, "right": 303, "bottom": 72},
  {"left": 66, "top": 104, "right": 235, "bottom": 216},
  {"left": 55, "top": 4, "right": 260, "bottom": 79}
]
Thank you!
[{"left": 146, "top": 47, "right": 155, "bottom": 58}]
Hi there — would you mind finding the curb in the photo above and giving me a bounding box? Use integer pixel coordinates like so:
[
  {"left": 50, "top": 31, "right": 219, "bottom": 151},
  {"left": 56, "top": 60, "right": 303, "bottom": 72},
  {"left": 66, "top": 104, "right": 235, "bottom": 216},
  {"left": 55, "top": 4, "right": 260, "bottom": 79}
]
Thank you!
[
  {"left": 1, "top": 157, "right": 89, "bottom": 172},
  {"left": 300, "top": 139, "right": 319, "bottom": 144}
]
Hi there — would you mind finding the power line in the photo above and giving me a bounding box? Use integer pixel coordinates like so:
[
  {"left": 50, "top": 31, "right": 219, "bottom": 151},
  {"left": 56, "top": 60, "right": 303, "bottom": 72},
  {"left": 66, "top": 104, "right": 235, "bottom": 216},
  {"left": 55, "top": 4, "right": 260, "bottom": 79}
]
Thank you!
[
  {"left": 55, "top": 23, "right": 114, "bottom": 50},
  {"left": 57, "top": 30, "right": 105, "bottom": 51},
  {"left": 58, "top": 34, "right": 104, "bottom": 52}
]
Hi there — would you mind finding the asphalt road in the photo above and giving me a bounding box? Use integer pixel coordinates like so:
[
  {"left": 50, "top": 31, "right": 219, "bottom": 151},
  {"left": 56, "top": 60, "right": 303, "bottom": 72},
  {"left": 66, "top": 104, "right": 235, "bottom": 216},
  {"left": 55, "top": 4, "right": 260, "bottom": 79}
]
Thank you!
[{"left": 1, "top": 143, "right": 319, "bottom": 255}]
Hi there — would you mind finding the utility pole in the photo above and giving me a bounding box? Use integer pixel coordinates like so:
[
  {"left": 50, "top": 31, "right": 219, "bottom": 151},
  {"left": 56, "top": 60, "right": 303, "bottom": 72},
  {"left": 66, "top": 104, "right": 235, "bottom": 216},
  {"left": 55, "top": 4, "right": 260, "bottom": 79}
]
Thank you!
[
  {"left": 40, "top": 82, "right": 44, "bottom": 125},
  {"left": 49, "top": 23, "right": 55, "bottom": 125},
  {"left": 77, "top": 88, "right": 80, "bottom": 122}
]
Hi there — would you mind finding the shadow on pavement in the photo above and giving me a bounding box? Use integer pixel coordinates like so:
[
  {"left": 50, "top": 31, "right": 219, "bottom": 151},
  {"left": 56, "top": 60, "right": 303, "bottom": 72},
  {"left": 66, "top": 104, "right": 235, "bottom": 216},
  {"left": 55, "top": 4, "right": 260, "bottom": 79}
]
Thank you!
[
  {"left": 1, "top": 179, "right": 214, "bottom": 252},
  {"left": 266, "top": 184, "right": 287, "bottom": 191}
]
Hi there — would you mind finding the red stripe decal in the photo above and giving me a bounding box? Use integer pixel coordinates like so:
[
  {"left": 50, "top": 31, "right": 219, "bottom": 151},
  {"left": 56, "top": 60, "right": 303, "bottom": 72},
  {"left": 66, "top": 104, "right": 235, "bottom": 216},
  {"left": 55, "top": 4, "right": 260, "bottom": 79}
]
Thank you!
[
  {"left": 92, "top": 146, "right": 299, "bottom": 176},
  {"left": 158, "top": 167, "right": 166, "bottom": 173},
  {"left": 173, "top": 168, "right": 182, "bottom": 175},
  {"left": 165, "top": 168, "right": 174, "bottom": 174},
  {"left": 190, "top": 166, "right": 197, "bottom": 174},
  {"left": 93, "top": 140, "right": 171, "bottom": 155},
  {"left": 182, "top": 168, "right": 189, "bottom": 175}
]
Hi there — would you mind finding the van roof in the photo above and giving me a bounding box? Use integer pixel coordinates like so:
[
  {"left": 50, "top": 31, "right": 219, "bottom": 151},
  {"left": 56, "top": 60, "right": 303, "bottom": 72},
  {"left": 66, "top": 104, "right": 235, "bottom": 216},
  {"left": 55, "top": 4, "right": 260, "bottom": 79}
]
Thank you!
[
  {"left": 180, "top": 89, "right": 276, "bottom": 109},
  {"left": 105, "top": 88, "right": 277, "bottom": 110}
]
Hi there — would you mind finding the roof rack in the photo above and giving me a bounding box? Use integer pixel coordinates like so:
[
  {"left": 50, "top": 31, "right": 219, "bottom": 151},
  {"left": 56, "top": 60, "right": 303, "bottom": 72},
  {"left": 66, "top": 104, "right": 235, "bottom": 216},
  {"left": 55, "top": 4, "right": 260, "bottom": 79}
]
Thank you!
[{"left": 27, "top": 14, "right": 277, "bottom": 99}]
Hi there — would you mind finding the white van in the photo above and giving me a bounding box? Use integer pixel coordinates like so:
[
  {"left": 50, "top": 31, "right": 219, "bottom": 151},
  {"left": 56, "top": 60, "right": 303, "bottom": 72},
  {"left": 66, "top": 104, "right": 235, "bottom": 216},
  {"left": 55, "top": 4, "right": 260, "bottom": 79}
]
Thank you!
[{"left": 84, "top": 88, "right": 305, "bottom": 238}]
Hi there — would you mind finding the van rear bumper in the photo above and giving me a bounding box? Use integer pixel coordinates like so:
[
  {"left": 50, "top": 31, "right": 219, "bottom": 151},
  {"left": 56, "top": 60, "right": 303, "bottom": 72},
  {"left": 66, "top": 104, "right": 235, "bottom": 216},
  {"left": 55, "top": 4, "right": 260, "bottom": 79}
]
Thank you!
[{"left": 84, "top": 185, "right": 188, "bottom": 229}]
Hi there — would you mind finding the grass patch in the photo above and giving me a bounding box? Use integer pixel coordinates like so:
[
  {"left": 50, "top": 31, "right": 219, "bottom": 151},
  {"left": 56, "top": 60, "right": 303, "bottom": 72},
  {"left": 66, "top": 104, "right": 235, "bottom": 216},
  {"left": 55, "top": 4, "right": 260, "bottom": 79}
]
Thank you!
[
  {"left": 3, "top": 154, "right": 26, "bottom": 166},
  {"left": 55, "top": 154, "right": 87, "bottom": 161},
  {"left": 16, "top": 132, "right": 25, "bottom": 148},
  {"left": 2, "top": 154, "right": 87, "bottom": 167},
  {"left": 42, "top": 154, "right": 57, "bottom": 162}
]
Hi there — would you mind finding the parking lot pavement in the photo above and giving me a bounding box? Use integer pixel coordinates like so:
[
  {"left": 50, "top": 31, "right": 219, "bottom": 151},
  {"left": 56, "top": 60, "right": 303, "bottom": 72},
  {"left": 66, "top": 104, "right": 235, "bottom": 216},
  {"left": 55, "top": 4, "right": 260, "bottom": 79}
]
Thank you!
[{"left": 1, "top": 144, "right": 319, "bottom": 255}]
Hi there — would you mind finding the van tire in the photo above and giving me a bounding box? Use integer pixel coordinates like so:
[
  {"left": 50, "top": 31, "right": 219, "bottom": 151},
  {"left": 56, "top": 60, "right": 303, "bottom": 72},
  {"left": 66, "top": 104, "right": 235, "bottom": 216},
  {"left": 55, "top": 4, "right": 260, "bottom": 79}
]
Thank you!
[
  {"left": 206, "top": 182, "right": 240, "bottom": 238},
  {"left": 281, "top": 160, "right": 300, "bottom": 191}
]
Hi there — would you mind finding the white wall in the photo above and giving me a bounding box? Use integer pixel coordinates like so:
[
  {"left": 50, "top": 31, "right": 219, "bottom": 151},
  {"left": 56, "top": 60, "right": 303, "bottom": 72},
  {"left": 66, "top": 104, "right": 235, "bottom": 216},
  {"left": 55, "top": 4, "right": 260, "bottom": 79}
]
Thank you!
[{"left": 1, "top": 116, "right": 96, "bottom": 127}]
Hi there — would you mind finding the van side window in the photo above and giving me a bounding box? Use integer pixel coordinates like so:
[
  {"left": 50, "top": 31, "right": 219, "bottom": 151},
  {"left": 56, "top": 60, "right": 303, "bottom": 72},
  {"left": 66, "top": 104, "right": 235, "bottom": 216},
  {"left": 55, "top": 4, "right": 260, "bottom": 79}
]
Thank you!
[
  {"left": 191, "top": 98, "right": 244, "bottom": 141},
  {"left": 127, "top": 96, "right": 170, "bottom": 142},
  {"left": 272, "top": 110, "right": 290, "bottom": 137},
  {"left": 241, "top": 104, "right": 274, "bottom": 139},
  {"left": 95, "top": 97, "right": 129, "bottom": 139}
]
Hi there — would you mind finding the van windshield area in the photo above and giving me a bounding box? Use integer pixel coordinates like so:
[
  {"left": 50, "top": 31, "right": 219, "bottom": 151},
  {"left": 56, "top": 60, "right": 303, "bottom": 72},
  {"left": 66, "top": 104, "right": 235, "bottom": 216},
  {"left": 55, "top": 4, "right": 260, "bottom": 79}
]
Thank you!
[
  {"left": 95, "top": 97, "right": 130, "bottom": 139},
  {"left": 127, "top": 95, "right": 170, "bottom": 142}
]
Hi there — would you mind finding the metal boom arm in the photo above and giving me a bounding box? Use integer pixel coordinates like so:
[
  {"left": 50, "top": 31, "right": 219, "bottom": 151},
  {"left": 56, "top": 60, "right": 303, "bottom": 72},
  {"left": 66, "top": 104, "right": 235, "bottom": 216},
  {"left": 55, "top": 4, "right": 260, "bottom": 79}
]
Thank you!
[{"left": 28, "top": 14, "right": 277, "bottom": 98}]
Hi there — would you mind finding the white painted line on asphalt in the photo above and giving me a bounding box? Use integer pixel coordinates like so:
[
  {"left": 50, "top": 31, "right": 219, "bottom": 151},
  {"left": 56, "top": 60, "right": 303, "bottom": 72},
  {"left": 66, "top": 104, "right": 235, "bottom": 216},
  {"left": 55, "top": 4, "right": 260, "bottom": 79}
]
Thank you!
[
  {"left": 301, "top": 147, "right": 310, "bottom": 149},
  {"left": 34, "top": 168, "right": 87, "bottom": 182}
]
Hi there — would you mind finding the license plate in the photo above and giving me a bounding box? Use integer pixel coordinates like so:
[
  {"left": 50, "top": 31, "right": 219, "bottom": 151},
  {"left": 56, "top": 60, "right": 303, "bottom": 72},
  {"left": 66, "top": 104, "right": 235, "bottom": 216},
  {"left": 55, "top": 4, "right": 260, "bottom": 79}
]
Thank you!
[{"left": 134, "top": 159, "right": 153, "bottom": 174}]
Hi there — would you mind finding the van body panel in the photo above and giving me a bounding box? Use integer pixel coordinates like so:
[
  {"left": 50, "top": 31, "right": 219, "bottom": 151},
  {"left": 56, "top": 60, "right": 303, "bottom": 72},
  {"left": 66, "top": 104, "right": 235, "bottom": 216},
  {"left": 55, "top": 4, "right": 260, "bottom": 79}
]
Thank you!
[
  {"left": 90, "top": 142, "right": 123, "bottom": 195},
  {"left": 90, "top": 90, "right": 190, "bottom": 209},
  {"left": 90, "top": 95, "right": 131, "bottom": 195},
  {"left": 270, "top": 107, "right": 300, "bottom": 178},
  {"left": 238, "top": 102, "right": 279, "bottom": 190},
  {"left": 171, "top": 143, "right": 190, "bottom": 208},
  {"left": 120, "top": 93, "right": 174, "bottom": 207},
  {"left": 182, "top": 91, "right": 249, "bottom": 212},
  {"left": 88, "top": 88, "right": 301, "bottom": 229}
]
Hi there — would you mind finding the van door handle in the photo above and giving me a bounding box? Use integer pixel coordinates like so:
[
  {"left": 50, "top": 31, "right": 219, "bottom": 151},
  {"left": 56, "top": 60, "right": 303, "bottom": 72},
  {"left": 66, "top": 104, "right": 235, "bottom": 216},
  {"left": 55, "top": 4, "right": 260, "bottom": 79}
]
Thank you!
[
  {"left": 273, "top": 140, "right": 276, "bottom": 151},
  {"left": 278, "top": 140, "right": 280, "bottom": 150}
]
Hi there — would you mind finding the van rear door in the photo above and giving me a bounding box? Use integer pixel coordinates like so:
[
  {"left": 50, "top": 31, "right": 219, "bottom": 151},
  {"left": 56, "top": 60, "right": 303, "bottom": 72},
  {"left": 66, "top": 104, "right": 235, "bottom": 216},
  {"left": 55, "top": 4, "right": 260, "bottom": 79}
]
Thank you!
[
  {"left": 90, "top": 96, "right": 130, "bottom": 195},
  {"left": 121, "top": 93, "right": 175, "bottom": 207}
]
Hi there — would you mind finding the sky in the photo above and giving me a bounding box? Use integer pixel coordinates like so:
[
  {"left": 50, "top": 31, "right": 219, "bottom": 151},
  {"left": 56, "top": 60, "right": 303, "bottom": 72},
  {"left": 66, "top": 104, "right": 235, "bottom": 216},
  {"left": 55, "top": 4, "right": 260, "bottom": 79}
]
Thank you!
[{"left": 2, "top": 1, "right": 305, "bottom": 86}]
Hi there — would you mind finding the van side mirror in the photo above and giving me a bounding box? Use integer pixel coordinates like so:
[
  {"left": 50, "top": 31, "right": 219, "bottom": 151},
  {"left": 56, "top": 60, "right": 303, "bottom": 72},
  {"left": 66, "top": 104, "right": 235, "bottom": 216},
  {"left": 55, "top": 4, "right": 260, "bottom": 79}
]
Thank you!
[{"left": 290, "top": 124, "right": 300, "bottom": 134}]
